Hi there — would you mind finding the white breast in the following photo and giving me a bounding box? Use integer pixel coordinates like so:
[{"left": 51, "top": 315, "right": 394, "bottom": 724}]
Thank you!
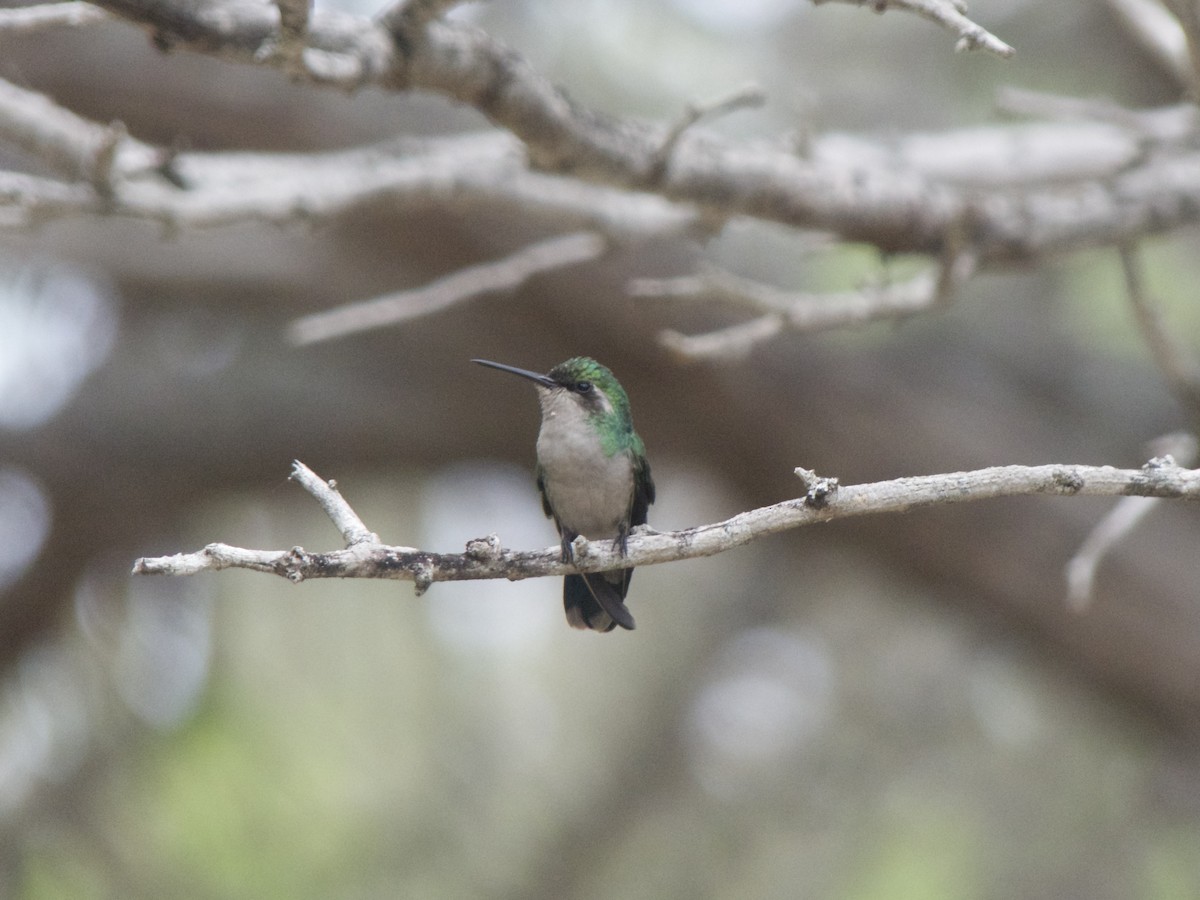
[{"left": 536, "top": 390, "right": 633, "bottom": 539}]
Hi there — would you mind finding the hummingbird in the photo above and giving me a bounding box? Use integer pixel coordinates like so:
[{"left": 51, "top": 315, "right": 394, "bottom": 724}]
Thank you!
[{"left": 473, "top": 357, "right": 655, "bottom": 632}]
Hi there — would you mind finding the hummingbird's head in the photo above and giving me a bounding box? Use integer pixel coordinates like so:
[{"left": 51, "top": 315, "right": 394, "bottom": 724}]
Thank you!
[{"left": 472, "top": 356, "right": 633, "bottom": 425}]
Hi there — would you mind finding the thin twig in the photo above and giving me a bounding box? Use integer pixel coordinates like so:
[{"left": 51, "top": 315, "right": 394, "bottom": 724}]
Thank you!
[
  {"left": 132, "top": 458, "right": 1200, "bottom": 591},
  {"left": 811, "top": 0, "right": 1014, "bottom": 57},
  {"left": 648, "top": 83, "right": 766, "bottom": 183},
  {"left": 1065, "top": 433, "right": 1199, "bottom": 611},
  {"left": 287, "top": 230, "right": 606, "bottom": 345},
  {"left": 1119, "top": 243, "right": 1200, "bottom": 413},
  {"left": 288, "top": 460, "right": 380, "bottom": 545}
]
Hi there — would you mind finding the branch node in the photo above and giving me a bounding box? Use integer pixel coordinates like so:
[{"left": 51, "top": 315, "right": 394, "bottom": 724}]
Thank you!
[
  {"left": 283, "top": 546, "right": 310, "bottom": 582},
  {"left": 411, "top": 558, "right": 434, "bottom": 596},
  {"left": 465, "top": 534, "right": 502, "bottom": 560},
  {"left": 648, "top": 83, "right": 765, "bottom": 185},
  {"left": 150, "top": 29, "right": 175, "bottom": 53},
  {"left": 1051, "top": 468, "right": 1085, "bottom": 494},
  {"left": 154, "top": 143, "right": 189, "bottom": 189},
  {"left": 91, "top": 120, "right": 127, "bottom": 199},
  {"left": 796, "top": 467, "right": 840, "bottom": 508},
  {"left": 289, "top": 459, "right": 379, "bottom": 545},
  {"left": 1144, "top": 454, "right": 1178, "bottom": 470}
]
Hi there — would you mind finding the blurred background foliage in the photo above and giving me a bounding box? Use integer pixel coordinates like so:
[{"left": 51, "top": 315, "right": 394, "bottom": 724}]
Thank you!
[{"left": 2, "top": 0, "right": 1200, "bottom": 897}]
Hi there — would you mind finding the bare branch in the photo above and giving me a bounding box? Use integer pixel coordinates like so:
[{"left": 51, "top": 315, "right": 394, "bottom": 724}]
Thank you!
[
  {"left": 75, "top": 0, "right": 959, "bottom": 252},
  {"left": 0, "top": 78, "right": 159, "bottom": 184},
  {"left": 275, "top": 0, "right": 309, "bottom": 41},
  {"left": 60, "top": 0, "right": 1200, "bottom": 261},
  {"left": 1065, "top": 434, "right": 1199, "bottom": 611},
  {"left": 133, "top": 459, "right": 1200, "bottom": 592},
  {"left": 12, "top": 1, "right": 1200, "bottom": 267},
  {"left": 288, "top": 460, "right": 380, "bottom": 545},
  {"left": 996, "top": 87, "right": 1158, "bottom": 131},
  {"left": 1160, "top": 0, "right": 1200, "bottom": 86},
  {"left": 1064, "top": 497, "right": 1162, "bottom": 612},
  {"left": 377, "top": 0, "right": 474, "bottom": 34},
  {"left": 811, "top": 0, "right": 1014, "bottom": 57},
  {"left": 93, "top": 0, "right": 397, "bottom": 89},
  {"left": 1104, "top": 0, "right": 1192, "bottom": 90},
  {"left": 649, "top": 83, "right": 766, "bottom": 184},
  {"left": 657, "top": 312, "right": 787, "bottom": 361},
  {"left": 287, "top": 230, "right": 607, "bottom": 345},
  {"left": 0, "top": 104, "right": 700, "bottom": 238},
  {"left": 0, "top": 2, "right": 109, "bottom": 33},
  {"left": 994, "top": 90, "right": 1200, "bottom": 166},
  {"left": 0, "top": 73, "right": 705, "bottom": 237},
  {"left": 1119, "top": 243, "right": 1200, "bottom": 413},
  {"left": 637, "top": 241, "right": 978, "bottom": 360},
  {"left": 0, "top": 171, "right": 99, "bottom": 227},
  {"left": 271, "top": 0, "right": 311, "bottom": 76}
]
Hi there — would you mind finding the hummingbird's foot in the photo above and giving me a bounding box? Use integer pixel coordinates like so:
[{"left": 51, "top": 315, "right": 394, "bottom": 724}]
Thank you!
[
  {"left": 613, "top": 523, "right": 631, "bottom": 557},
  {"left": 559, "top": 532, "right": 576, "bottom": 564}
]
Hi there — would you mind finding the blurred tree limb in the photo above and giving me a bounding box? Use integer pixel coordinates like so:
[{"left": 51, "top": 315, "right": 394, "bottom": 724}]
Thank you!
[
  {"left": 4, "top": 7, "right": 1200, "bottom": 361},
  {"left": 0, "top": 0, "right": 1195, "bottom": 264},
  {"left": 632, "top": 233, "right": 977, "bottom": 359},
  {"left": 1066, "top": 432, "right": 1200, "bottom": 611},
  {"left": 1107, "top": 0, "right": 1193, "bottom": 88},
  {"left": 288, "top": 231, "right": 609, "bottom": 345},
  {"left": 0, "top": 1, "right": 108, "bottom": 32},
  {"left": 0, "top": 0, "right": 1198, "bottom": 369}
]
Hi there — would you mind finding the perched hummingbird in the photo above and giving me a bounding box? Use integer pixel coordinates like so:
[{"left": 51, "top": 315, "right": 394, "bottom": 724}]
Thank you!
[{"left": 473, "top": 357, "right": 655, "bottom": 632}]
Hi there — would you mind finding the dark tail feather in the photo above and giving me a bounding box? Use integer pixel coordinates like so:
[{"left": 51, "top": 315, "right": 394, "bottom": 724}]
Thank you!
[{"left": 563, "top": 571, "right": 635, "bottom": 632}]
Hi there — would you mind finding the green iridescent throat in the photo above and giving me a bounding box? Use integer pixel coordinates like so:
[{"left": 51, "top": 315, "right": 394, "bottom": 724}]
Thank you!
[{"left": 548, "top": 357, "right": 642, "bottom": 458}]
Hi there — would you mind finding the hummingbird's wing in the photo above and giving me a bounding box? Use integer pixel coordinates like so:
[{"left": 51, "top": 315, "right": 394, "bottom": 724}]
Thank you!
[
  {"left": 535, "top": 465, "right": 554, "bottom": 519},
  {"left": 630, "top": 455, "right": 655, "bottom": 527}
]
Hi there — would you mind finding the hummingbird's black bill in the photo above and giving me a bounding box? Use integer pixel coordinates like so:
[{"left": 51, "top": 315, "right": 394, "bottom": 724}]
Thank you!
[{"left": 472, "top": 359, "right": 557, "bottom": 388}]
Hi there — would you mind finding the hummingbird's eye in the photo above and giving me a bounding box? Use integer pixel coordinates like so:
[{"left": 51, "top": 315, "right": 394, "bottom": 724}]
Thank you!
[{"left": 576, "top": 381, "right": 593, "bottom": 394}]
